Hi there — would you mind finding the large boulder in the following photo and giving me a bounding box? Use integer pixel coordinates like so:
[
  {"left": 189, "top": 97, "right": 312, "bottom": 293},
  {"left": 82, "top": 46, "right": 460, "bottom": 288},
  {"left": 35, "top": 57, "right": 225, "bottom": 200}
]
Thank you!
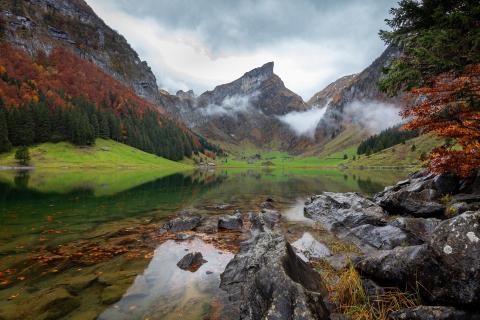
[
  {"left": 356, "top": 211, "right": 480, "bottom": 307},
  {"left": 349, "top": 224, "right": 422, "bottom": 250},
  {"left": 304, "top": 192, "right": 386, "bottom": 232},
  {"left": 389, "top": 306, "right": 480, "bottom": 320},
  {"left": 389, "top": 217, "right": 441, "bottom": 242},
  {"left": 220, "top": 231, "right": 329, "bottom": 320}
]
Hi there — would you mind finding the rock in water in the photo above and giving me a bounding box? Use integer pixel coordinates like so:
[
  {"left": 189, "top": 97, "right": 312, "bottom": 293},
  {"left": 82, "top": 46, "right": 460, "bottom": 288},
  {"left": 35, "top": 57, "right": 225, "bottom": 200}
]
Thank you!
[
  {"left": 176, "top": 252, "right": 207, "bottom": 272},
  {"left": 220, "top": 231, "right": 329, "bottom": 320},
  {"left": 160, "top": 214, "right": 202, "bottom": 233},
  {"left": 218, "top": 211, "right": 243, "bottom": 230},
  {"left": 304, "top": 192, "right": 385, "bottom": 231}
]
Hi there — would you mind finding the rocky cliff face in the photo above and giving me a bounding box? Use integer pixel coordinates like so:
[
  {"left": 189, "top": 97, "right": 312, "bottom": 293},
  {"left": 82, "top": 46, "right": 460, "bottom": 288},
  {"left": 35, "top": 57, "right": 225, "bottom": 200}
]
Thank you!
[
  {"left": 310, "top": 46, "right": 402, "bottom": 140},
  {"left": 160, "top": 62, "right": 310, "bottom": 150},
  {"left": 0, "top": 0, "right": 160, "bottom": 103}
]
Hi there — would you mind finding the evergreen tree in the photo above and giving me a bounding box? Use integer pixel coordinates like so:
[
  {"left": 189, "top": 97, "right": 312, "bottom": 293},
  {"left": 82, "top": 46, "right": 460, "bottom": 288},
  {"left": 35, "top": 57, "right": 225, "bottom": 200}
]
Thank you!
[{"left": 0, "top": 108, "right": 12, "bottom": 153}]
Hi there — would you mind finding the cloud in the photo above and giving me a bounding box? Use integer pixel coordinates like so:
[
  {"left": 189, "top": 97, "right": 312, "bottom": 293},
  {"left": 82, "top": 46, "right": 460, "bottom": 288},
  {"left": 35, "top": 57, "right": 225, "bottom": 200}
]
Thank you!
[
  {"left": 86, "top": 0, "right": 397, "bottom": 98},
  {"left": 200, "top": 92, "right": 259, "bottom": 116},
  {"left": 342, "top": 101, "right": 403, "bottom": 133},
  {"left": 278, "top": 106, "right": 328, "bottom": 138}
]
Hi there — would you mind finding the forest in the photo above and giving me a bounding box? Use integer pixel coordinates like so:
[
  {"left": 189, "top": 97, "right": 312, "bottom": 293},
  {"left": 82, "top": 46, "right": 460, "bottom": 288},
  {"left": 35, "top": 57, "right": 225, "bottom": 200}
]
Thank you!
[
  {"left": 357, "top": 125, "right": 418, "bottom": 156},
  {"left": 0, "top": 43, "right": 219, "bottom": 160}
]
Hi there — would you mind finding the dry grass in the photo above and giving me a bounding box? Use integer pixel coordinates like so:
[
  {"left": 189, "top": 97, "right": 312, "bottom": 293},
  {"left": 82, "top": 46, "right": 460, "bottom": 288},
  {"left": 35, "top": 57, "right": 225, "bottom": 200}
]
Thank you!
[{"left": 329, "top": 265, "right": 419, "bottom": 320}]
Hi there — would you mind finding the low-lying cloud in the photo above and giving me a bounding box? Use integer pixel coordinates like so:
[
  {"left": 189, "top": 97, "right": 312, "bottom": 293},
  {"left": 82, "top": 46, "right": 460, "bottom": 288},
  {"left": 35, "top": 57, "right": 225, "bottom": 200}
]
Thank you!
[
  {"left": 342, "top": 100, "right": 402, "bottom": 133},
  {"left": 278, "top": 106, "right": 328, "bottom": 138},
  {"left": 200, "top": 92, "right": 259, "bottom": 116}
]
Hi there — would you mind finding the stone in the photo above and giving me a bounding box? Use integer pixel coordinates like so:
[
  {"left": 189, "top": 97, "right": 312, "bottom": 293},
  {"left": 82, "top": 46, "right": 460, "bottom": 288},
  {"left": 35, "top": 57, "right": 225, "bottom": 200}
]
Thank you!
[
  {"left": 349, "top": 224, "right": 421, "bottom": 250},
  {"left": 160, "top": 214, "right": 202, "bottom": 233},
  {"left": 101, "top": 285, "right": 125, "bottom": 305},
  {"left": 220, "top": 231, "right": 329, "bottom": 320},
  {"left": 389, "top": 217, "right": 441, "bottom": 242},
  {"left": 195, "top": 216, "right": 219, "bottom": 234},
  {"left": 389, "top": 306, "right": 480, "bottom": 320},
  {"left": 356, "top": 211, "right": 480, "bottom": 307},
  {"left": 218, "top": 211, "right": 243, "bottom": 230},
  {"left": 292, "top": 232, "right": 331, "bottom": 260},
  {"left": 61, "top": 274, "right": 98, "bottom": 294},
  {"left": 324, "top": 253, "right": 359, "bottom": 271},
  {"left": 249, "top": 209, "right": 281, "bottom": 231},
  {"left": 176, "top": 252, "right": 207, "bottom": 272},
  {"left": 433, "top": 173, "right": 459, "bottom": 195},
  {"left": 32, "top": 287, "right": 80, "bottom": 319},
  {"left": 304, "top": 192, "right": 386, "bottom": 232},
  {"left": 175, "top": 233, "right": 193, "bottom": 240}
]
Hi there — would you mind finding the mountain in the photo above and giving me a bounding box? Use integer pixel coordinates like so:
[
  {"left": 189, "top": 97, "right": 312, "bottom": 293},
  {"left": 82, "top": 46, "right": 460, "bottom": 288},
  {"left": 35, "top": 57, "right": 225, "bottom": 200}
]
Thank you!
[
  {"left": 0, "top": 0, "right": 160, "bottom": 103},
  {"left": 161, "top": 62, "right": 311, "bottom": 151}
]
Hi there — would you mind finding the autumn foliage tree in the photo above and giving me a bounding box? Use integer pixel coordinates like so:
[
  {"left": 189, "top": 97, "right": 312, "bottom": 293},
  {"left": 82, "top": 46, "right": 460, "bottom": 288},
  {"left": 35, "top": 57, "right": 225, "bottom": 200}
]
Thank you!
[{"left": 379, "top": 0, "right": 480, "bottom": 177}]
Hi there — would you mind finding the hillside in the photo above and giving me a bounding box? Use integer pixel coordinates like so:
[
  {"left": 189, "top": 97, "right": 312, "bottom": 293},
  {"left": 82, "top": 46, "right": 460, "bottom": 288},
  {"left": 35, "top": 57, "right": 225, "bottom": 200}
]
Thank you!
[
  {"left": 0, "top": 0, "right": 160, "bottom": 103},
  {"left": 0, "top": 138, "right": 190, "bottom": 169}
]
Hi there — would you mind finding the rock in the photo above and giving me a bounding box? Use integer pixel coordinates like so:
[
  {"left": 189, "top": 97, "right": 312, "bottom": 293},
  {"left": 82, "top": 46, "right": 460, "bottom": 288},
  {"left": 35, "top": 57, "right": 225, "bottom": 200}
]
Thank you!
[
  {"left": 176, "top": 252, "right": 207, "bottom": 272},
  {"left": 61, "top": 274, "right": 98, "bottom": 294},
  {"left": 362, "top": 278, "right": 385, "bottom": 304},
  {"left": 349, "top": 224, "right": 422, "bottom": 250},
  {"left": 206, "top": 270, "right": 213, "bottom": 275},
  {"left": 389, "top": 306, "right": 480, "bottom": 320},
  {"left": 249, "top": 209, "right": 281, "bottom": 231},
  {"left": 389, "top": 217, "right": 441, "bottom": 242},
  {"left": 304, "top": 192, "right": 386, "bottom": 231},
  {"left": 32, "top": 287, "right": 80, "bottom": 319},
  {"left": 324, "top": 253, "right": 359, "bottom": 271},
  {"left": 175, "top": 233, "right": 193, "bottom": 240},
  {"left": 433, "top": 173, "right": 459, "bottom": 195},
  {"left": 160, "top": 214, "right": 202, "bottom": 233},
  {"left": 220, "top": 231, "right": 329, "bottom": 320},
  {"left": 101, "top": 285, "right": 125, "bottom": 305},
  {"left": 427, "top": 211, "right": 480, "bottom": 305},
  {"left": 292, "top": 232, "right": 331, "bottom": 260},
  {"left": 356, "top": 211, "right": 480, "bottom": 307},
  {"left": 218, "top": 211, "right": 243, "bottom": 230},
  {"left": 260, "top": 201, "right": 274, "bottom": 209},
  {"left": 195, "top": 216, "right": 219, "bottom": 234}
]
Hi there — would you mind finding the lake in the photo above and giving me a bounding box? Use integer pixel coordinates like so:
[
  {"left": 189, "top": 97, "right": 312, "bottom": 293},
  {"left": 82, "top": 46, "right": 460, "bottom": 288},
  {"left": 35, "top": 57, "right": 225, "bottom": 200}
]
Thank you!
[{"left": 0, "top": 168, "right": 408, "bottom": 320}]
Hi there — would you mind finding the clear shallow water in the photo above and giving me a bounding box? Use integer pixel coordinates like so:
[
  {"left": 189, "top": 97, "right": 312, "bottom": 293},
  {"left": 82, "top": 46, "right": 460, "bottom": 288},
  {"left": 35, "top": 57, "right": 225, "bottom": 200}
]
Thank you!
[{"left": 0, "top": 168, "right": 408, "bottom": 320}]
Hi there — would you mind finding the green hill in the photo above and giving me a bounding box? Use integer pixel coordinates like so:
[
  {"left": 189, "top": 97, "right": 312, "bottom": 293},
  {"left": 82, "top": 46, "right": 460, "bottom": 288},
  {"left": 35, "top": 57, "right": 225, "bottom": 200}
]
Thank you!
[{"left": 0, "top": 139, "right": 191, "bottom": 170}]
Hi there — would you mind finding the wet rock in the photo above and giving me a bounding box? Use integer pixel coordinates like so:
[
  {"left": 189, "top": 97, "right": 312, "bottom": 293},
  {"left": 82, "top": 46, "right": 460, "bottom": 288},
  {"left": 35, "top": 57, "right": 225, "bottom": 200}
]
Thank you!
[
  {"left": 304, "top": 192, "right": 386, "bottom": 231},
  {"left": 389, "top": 217, "right": 441, "bottom": 242},
  {"left": 206, "top": 270, "right": 213, "bottom": 275},
  {"left": 32, "top": 287, "right": 80, "bottom": 319},
  {"left": 195, "top": 216, "right": 218, "bottom": 234},
  {"left": 61, "top": 274, "right": 98, "bottom": 294},
  {"left": 176, "top": 252, "right": 207, "bottom": 272},
  {"left": 356, "top": 211, "right": 480, "bottom": 307},
  {"left": 389, "top": 306, "right": 480, "bottom": 320},
  {"left": 349, "top": 224, "right": 422, "bottom": 250},
  {"left": 160, "top": 214, "right": 202, "bottom": 233},
  {"left": 218, "top": 211, "right": 243, "bottom": 230},
  {"left": 249, "top": 209, "right": 281, "bottom": 231},
  {"left": 101, "top": 285, "right": 125, "bottom": 305},
  {"left": 220, "top": 231, "right": 329, "bottom": 320},
  {"left": 292, "top": 232, "right": 331, "bottom": 260},
  {"left": 175, "top": 233, "right": 193, "bottom": 240}
]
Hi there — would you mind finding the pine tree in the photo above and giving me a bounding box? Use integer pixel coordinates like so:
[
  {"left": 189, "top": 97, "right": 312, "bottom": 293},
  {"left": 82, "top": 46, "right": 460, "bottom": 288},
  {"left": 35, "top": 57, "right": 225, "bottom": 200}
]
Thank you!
[
  {"left": 0, "top": 108, "right": 12, "bottom": 153},
  {"left": 15, "top": 146, "right": 30, "bottom": 165}
]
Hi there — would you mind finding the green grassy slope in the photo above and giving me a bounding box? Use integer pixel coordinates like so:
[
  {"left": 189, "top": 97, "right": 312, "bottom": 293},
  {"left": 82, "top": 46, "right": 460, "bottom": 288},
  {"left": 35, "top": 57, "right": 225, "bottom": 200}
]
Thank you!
[
  {"left": 345, "top": 134, "right": 441, "bottom": 169},
  {"left": 0, "top": 139, "right": 191, "bottom": 170}
]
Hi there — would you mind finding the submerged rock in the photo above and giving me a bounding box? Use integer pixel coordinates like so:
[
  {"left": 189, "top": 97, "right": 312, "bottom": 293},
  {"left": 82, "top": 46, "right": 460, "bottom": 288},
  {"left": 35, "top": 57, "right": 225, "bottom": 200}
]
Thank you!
[
  {"left": 32, "top": 287, "right": 80, "bottom": 319},
  {"left": 218, "top": 211, "right": 243, "bottom": 230},
  {"left": 304, "top": 192, "right": 385, "bottom": 231},
  {"left": 195, "top": 216, "right": 219, "bottom": 234},
  {"left": 176, "top": 252, "right": 207, "bottom": 272},
  {"left": 220, "top": 231, "right": 329, "bottom": 320},
  {"left": 249, "top": 209, "right": 281, "bottom": 231}
]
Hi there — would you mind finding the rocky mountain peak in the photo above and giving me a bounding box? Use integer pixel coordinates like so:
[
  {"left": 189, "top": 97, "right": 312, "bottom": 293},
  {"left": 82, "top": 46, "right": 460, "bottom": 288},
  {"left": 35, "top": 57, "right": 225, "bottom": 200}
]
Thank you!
[{"left": 244, "top": 61, "right": 274, "bottom": 79}]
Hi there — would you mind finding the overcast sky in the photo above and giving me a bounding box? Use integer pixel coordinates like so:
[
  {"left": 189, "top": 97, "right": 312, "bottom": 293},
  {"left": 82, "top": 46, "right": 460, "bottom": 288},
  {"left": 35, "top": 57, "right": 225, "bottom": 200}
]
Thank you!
[{"left": 86, "top": 0, "right": 397, "bottom": 99}]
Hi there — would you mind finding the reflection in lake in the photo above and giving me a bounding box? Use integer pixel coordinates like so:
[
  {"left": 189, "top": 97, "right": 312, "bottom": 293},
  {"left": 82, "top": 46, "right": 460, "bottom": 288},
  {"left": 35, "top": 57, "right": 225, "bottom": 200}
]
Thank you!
[{"left": 0, "top": 168, "right": 408, "bottom": 319}]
